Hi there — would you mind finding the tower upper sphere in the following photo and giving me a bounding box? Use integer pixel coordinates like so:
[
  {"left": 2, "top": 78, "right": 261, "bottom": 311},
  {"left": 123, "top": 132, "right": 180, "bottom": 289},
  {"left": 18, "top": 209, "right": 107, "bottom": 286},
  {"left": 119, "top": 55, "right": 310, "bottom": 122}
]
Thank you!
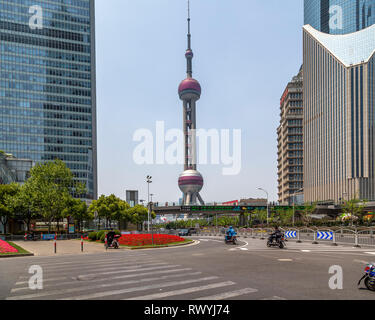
[{"left": 178, "top": 78, "right": 201, "bottom": 100}]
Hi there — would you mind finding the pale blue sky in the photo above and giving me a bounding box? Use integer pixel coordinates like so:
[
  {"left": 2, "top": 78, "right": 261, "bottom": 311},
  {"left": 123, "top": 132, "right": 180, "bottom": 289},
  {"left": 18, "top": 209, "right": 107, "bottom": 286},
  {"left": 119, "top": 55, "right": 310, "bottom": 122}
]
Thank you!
[{"left": 95, "top": 0, "right": 303, "bottom": 204}]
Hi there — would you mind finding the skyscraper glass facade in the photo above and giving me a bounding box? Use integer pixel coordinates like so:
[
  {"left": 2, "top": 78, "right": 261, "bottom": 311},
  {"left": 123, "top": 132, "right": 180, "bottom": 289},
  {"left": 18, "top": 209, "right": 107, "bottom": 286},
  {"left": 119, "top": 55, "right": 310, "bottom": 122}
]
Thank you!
[
  {"left": 0, "top": 0, "right": 97, "bottom": 199},
  {"left": 305, "top": 0, "right": 375, "bottom": 34},
  {"left": 303, "top": 24, "right": 375, "bottom": 202}
]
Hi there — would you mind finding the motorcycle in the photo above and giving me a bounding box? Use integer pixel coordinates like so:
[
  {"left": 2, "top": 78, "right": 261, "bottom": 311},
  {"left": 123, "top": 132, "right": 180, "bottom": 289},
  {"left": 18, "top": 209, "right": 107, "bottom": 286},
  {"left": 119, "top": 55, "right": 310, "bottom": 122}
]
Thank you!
[
  {"left": 24, "top": 233, "right": 38, "bottom": 241},
  {"left": 358, "top": 263, "right": 375, "bottom": 291},
  {"left": 105, "top": 235, "right": 120, "bottom": 249},
  {"left": 267, "top": 233, "right": 286, "bottom": 249},
  {"left": 224, "top": 235, "right": 238, "bottom": 245}
]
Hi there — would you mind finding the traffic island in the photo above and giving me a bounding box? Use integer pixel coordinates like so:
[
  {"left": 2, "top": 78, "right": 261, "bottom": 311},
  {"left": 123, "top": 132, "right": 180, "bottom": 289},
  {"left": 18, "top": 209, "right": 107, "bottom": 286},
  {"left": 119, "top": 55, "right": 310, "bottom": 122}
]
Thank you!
[
  {"left": 120, "top": 239, "right": 194, "bottom": 250},
  {"left": 0, "top": 241, "right": 34, "bottom": 258}
]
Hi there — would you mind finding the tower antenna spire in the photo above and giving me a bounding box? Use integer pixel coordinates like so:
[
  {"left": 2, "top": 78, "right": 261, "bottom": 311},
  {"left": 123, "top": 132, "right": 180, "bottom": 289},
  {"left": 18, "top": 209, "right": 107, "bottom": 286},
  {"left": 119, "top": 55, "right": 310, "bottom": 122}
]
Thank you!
[{"left": 186, "top": 0, "right": 193, "bottom": 77}]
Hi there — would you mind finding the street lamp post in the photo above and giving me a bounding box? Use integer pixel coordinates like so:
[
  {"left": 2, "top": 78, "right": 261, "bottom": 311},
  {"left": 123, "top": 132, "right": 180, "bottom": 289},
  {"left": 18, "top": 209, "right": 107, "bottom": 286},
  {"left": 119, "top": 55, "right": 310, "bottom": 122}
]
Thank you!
[
  {"left": 146, "top": 176, "right": 152, "bottom": 232},
  {"left": 257, "top": 188, "right": 269, "bottom": 225}
]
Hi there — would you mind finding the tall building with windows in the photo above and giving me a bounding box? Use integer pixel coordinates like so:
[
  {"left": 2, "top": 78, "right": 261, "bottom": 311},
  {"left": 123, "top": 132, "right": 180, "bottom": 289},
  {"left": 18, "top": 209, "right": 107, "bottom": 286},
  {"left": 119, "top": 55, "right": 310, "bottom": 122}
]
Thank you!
[
  {"left": 303, "top": 24, "right": 375, "bottom": 203},
  {"left": 277, "top": 68, "right": 304, "bottom": 205},
  {"left": 305, "top": 0, "right": 375, "bottom": 34},
  {"left": 0, "top": 0, "right": 97, "bottom": 199}
]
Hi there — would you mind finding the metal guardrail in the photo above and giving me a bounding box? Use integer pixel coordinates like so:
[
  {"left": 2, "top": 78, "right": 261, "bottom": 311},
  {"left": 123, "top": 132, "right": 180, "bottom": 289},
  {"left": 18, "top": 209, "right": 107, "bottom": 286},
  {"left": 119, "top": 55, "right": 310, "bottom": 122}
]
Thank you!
[
  {"left": 2, "top": 233, "right": 87, "bottom": 241},
  {"left": 192, "top": 227, "right": 375, "bottom": 247}
]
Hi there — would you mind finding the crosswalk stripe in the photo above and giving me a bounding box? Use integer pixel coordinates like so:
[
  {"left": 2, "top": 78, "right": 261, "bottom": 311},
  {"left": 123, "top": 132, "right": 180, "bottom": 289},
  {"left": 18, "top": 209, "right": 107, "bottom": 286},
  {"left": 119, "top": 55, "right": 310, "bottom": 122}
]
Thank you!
[
  {"left": 126, "top": 281, "right": 236, "bottom": 300},
  {"left": 7, "top": 272, "right": 204, "bottom": 300},
  {"left": 15, "top": 263, "right": 179, "bottom": 285},
  {"left": 194, "top": 287, "right": 258, "bottom": 300},
  {"left": 17, "top": 261, "right": 168, "bottom": 281},
  {"left": 35, "top": 258, "right": 155, "bottom": 269},
  {"left": 11, "top": 268, "right": 195, "bottom": 293},
  {"left": 60, "top": 276, "right": 220, "bottom": 300},
  {"left": 21, "top": 254, "right": 147, "bottom": 267},
  {"left": 18, "top": 260, "right": 162, "bottom": 277}
]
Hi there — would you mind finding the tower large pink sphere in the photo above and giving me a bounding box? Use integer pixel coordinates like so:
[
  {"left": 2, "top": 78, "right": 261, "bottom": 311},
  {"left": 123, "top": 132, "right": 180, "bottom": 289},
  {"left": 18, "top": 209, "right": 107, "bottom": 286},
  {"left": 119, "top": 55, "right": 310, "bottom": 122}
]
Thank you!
[
  {"left": 178, "top": 78, "right": 201, "bottom": 101},
  {"left": 178, "top": 170, "right": 204, "bottom": 194}
]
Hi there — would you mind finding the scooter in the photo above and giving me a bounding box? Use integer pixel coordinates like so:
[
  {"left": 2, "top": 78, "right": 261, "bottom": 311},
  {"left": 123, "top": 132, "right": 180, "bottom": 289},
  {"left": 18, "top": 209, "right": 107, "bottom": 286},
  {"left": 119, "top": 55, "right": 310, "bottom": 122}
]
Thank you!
[
  {"left": 358, "top": 263, "right": 375, "bottom": 291},
  {"left": 225, "top": 235, "right": 238, "bottom": 245},
  {"left": 105, "top": 235, "right": 120, "bottom": 249},
  {"left": 267, "top": 233, "right": 286, "bottom": 249}
]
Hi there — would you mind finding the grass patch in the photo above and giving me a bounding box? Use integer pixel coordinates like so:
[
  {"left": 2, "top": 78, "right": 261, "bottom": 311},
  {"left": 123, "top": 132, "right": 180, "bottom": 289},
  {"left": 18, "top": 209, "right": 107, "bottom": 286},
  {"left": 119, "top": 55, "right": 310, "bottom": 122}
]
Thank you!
[
  {"left": 0, "top": 241, "right": 31, "bottom": 256},
  {"left": 120, "top": 239, "right": 193, "bottom": 249}
]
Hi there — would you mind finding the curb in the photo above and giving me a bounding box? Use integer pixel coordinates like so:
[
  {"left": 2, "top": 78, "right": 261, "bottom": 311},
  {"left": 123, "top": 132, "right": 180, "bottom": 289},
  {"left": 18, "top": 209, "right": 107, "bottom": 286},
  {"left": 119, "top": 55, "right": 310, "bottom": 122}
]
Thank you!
[
  {"left": 122, "top": 240, "right": 195, "bottom": 250},
  {"left": 0, "top": 253, "right": 34, "bottom": 259}
]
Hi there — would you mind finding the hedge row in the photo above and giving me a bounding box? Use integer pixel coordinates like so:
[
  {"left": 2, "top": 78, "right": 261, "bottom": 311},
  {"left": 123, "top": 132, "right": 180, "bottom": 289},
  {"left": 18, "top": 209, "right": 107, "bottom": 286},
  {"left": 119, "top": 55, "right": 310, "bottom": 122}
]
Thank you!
[{"left": 88, "top": 230, "right": 121, "bottom": 242}]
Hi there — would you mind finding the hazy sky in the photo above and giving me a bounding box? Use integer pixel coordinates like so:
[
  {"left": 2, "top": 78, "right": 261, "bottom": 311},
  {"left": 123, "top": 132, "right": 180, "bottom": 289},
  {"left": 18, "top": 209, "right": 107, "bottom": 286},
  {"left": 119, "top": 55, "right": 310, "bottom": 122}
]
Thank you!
[{"left": 95, "top": 0, "right": 303, "bottom": 204}]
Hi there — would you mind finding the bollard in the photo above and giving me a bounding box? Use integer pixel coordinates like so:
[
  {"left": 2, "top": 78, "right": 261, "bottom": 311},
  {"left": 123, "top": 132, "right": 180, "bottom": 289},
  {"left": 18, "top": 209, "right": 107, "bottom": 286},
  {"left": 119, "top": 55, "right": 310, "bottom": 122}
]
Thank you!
[
  {"left": 81, "top": 236, "right": 84, "bottom": 252},
  {"left": 41, "top": 232, "right": 43, "bottom": 241},
  {"left": 54, "top": 234, "right": 57, "bottom": 254},
  {"left": 105, "top": 235, "right": 108, "bottom": 250},
  {"left": 24, "top": 233, "right": 27, "bottom": 241}
]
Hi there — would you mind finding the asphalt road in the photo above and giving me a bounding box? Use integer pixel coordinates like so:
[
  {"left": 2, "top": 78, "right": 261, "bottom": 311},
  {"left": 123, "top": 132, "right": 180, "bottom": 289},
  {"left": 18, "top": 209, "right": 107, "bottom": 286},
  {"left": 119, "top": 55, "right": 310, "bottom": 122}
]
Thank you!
[{"left": 1, "top": 237, "right": 375, "bottom": 300}]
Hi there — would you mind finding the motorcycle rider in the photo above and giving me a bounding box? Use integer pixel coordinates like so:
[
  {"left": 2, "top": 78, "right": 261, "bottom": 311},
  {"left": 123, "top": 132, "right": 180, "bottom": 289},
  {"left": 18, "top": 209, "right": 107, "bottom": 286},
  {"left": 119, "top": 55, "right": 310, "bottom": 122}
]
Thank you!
[
  {"left": 226, "top": 226, "right": 237, "bottom": 241},
  {"left": 107, "top": 229, "right": 116, "bottom": 246},
  {"left": 270, "top": 226, "right": 282, "bottom": 244}
]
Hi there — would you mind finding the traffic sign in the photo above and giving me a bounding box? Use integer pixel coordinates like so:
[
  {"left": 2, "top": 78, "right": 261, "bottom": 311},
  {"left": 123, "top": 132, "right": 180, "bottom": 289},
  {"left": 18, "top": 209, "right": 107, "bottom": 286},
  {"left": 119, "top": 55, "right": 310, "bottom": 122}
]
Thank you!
[
  {"left": 285, "top": 231, "right": 297, "bottom": 238},
  {"left": 317, "top": 231, "right": 333, "bottom": 240}
]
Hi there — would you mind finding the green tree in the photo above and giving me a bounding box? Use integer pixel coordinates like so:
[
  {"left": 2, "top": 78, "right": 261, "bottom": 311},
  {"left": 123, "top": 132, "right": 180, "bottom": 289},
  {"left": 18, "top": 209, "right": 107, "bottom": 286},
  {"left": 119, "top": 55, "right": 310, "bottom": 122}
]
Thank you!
[
  {"left": 24, "top": 159, "right": 77, "bottom": 233},
  {"left": 129, "top": 205, "right": 155, "bottom": 231},
  {"left": 63, "top": 198, "right": 91, "bottom": 232},
  {"left": 299, "top": 202, "right": 317, "bottom": 226},
  {"left": 0, "top": 183, "right": 19, "bottom": 234},
  {"left": 342, "top": 198, "right": 366, "bottom": 226}
]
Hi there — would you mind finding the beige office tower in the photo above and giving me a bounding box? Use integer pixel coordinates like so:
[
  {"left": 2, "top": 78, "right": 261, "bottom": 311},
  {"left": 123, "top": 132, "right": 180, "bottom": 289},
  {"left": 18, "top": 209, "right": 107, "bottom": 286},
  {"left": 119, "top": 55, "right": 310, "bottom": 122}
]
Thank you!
[
  {"left": 303, "top": 24, "right": 375, "bottom": 203},
  {"left": 277, "top": 68, "right": 304, "bottom": 205}
]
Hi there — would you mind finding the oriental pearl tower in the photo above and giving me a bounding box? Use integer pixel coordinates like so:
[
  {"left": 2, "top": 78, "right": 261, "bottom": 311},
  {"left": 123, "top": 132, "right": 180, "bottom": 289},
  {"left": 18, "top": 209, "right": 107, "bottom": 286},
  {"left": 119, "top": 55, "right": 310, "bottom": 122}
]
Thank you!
[{"left": 178, "top": 0, "right": 204, "bottom": 206}]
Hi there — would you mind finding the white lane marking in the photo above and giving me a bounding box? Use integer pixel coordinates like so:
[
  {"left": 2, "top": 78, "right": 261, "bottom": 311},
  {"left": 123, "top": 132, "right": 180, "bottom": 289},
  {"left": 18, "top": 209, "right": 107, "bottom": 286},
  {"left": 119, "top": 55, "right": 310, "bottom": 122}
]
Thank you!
[
  {"left": 60, "top": 276, "right": 220, "bottom": 300},
  {"left": 35, "top": 258, "right": 160, "bottom": 271},
  {"left": 11, "top": 268, "right": 194, "bottom": 293},
  {"left": 7, "top": 272, "right": 203, "bottom": 300},
  {"left": 15, "top": 263, "right": 179, "bottom": 285},
  {"left": 354, "top": 259, "right": 370, "bottom": 265},
  {"left": 301, "top": 250, "right": 311, "bottom": 252},
  {"left": 261, "top": 296, "right": 287, "bottom": 300},
  {"left": 235, "top": 239, "right": 249, "bottom": 250},
  {"left": 127, "top": 282, "right": 236, "bottom": 300},
  {"left": 240, "top": 248, "right": 248, "bottom": 251},
  {"left": 365, "top": 252, "right": 375, "bottom": 255},
  {"left": 19, "top": 254, "right": 148, "bottom": 267},
  {"left": 278, "top": 259, "right": 293, "bottom": 262},
  {"left": 195, "top": 287, "right": 258, "bottom": 300},
  {"left": 26, "top": 260, "right": 162, "bottom": 273}
]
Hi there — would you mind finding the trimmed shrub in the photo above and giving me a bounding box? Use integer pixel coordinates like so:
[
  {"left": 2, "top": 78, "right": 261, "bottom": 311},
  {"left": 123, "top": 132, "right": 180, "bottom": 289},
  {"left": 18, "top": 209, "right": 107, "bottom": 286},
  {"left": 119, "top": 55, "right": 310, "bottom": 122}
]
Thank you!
[
  {"left": 100, "top": 232, "right": 107, "bottom": 242},
  {"left": 96, "top": 230, "right": 106, "bottom": 241},
  {"left": 88, "top": 232, "right": 97, "bottom": 241}
]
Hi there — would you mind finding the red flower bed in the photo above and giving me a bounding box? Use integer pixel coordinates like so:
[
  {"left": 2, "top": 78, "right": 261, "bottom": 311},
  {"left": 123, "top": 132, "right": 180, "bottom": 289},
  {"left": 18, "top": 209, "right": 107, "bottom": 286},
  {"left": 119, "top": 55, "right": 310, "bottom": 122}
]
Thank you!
[
  {"left": 0, "top": 239, "right": 18, "bottom": 254},
  {"left": 118, "top": 234, "right": 186, "bottom": 247}
]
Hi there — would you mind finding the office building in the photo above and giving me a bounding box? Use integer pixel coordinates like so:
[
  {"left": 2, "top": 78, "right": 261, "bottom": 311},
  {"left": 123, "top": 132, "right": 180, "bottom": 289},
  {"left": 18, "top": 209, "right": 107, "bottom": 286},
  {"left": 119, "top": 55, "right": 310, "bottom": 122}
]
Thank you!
[
  {"left": 277, "top": 68, "right": 304, "bottom": 205},
  {"left": 303, "top": 24, "right": 375, "bottom": 203},
  {"left": 0, "top": 0, "right": 97, "bottom": 199},
  {"left": 305, "top": 0, "right": 375, "bottom": 34}
]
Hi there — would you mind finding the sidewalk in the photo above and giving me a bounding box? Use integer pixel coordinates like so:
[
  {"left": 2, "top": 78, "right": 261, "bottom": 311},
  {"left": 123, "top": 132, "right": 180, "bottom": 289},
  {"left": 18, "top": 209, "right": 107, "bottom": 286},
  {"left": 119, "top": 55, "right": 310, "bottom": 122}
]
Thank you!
[{"left": 12, "top": 240, "right": 111, "bottom": 257}]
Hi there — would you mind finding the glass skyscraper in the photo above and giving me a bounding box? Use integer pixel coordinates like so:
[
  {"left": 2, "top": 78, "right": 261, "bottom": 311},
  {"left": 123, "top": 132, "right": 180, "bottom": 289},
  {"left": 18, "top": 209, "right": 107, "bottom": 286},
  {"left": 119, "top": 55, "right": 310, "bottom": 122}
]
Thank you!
[
  {"left": 303, "top": 24, "right": 375, "bottom": 202},
  {"left": 0, "top": 0, "right": 97, "bottom": 199},
  {"left": 305, "top": 0, "right": 375, "bottom": 34}
]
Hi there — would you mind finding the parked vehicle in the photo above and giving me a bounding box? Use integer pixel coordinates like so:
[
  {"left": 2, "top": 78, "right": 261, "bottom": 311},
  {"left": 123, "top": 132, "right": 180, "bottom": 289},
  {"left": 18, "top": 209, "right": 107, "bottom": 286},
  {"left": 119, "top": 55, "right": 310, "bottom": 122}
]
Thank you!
[
  {"left": 267, "top": 233, "right": 286, "bottom": 249},
  {"left": 187, "top": 228, "right": 197, "bottom": 236},
  {"left": 358, "top": 263, "right": 375, "bottom": 291},
  {"left": 178, "top": 229, "right": 189, "bottom": 236},
  {"left": 24, "top": 233, "right": 39, "bottom": 241}
]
